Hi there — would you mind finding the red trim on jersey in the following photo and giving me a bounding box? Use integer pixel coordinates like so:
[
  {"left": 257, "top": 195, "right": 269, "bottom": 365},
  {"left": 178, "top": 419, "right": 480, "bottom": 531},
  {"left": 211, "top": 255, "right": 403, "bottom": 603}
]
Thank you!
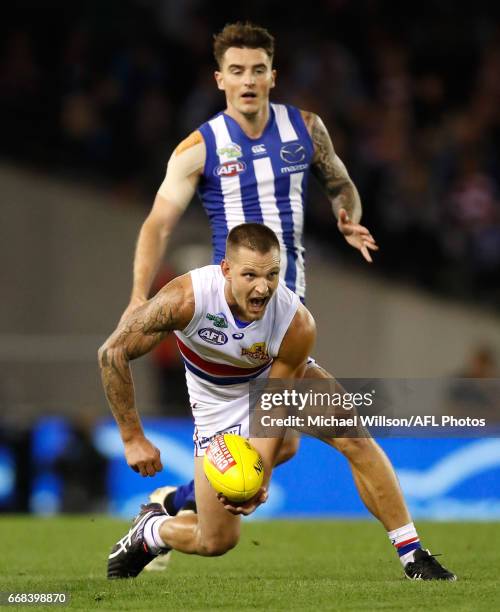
[{"left": 176, "top": 337, "right": 271, "bottom": 376}]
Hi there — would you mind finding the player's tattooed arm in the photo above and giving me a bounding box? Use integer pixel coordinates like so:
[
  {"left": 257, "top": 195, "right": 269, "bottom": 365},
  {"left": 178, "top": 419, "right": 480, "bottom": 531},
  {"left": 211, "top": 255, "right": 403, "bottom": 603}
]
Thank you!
[
  {"left": 99, "top": 274, "right": 194, "bottom": 442},
  {"left": 302, "top": 111, "right": 378, "bottom": 263},
  {"left": 303, "top": 112, "right": 362, "bottom": 223}
]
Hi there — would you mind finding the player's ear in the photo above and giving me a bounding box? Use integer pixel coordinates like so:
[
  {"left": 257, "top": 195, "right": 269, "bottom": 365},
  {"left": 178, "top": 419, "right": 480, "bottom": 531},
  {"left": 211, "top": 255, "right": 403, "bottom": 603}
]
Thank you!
[
  {"left": 271, "top": 69, "right": 277, "bottom": 89},
  {"left": 221, "top": 259, "right": 231, "bottom": 279},
  {"left": 215, "top": 70, "right": 225, "bottom": 91}
]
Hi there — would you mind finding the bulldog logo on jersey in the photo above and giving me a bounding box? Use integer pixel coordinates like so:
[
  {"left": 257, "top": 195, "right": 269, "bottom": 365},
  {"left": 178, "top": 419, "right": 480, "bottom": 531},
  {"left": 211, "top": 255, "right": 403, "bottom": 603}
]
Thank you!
[
  {"left": 241, "top": 342, "right": 269, "bottom": 360},
  {"left": 206, "top": 312, "right": 228, "bottom": 328}
]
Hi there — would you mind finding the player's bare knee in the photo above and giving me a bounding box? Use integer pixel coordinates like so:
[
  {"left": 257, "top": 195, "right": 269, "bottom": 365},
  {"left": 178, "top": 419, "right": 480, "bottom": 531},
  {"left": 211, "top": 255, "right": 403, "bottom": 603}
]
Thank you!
[
  {"left": 276, "top": 435, "right": 300, "bottom": 465},
  {"left": 199, "top": 533, "right": 239, "bottom": 556},
  {"left": 330, "top": 436, "right": 377, "bottom": 461}
]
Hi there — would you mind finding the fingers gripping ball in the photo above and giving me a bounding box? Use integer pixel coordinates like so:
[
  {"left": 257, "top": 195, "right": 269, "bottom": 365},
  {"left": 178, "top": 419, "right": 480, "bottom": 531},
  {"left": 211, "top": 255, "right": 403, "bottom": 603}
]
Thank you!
[{"left": 203, "top": 434, "right": 264, "bottom": 503}]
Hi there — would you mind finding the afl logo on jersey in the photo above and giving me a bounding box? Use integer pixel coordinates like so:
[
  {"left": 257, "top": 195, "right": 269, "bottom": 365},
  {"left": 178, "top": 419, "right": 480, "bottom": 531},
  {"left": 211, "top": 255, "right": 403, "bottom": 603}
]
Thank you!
[
  {"left": 214, "top": 161, "right": 247, "bottom": 177},
  {"left": 198, "top": 328, "right": 228, "bottom": 345},
  {"left": 280, "top": 143, "right": 306, "bottom": 164}
]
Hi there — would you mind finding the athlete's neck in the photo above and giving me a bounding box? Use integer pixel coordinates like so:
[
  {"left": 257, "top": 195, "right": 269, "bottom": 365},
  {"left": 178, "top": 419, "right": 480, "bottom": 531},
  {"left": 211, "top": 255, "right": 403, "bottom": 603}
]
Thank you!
[{"left": 224, "top": 104, "right": 270, "bottom": 139}]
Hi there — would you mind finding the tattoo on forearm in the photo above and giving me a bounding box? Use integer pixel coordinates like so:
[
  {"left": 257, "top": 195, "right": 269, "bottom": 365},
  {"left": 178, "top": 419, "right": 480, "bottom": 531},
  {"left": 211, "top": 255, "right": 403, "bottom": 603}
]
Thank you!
[
  {"left": 309, "top": 114, "right": 361, "bottom": 220},
  {"left": 99, "top": 286, "right": 185, "bottom": 433},
  {"left": 100, "top": 346, "right": 138, "bottom": 429}
]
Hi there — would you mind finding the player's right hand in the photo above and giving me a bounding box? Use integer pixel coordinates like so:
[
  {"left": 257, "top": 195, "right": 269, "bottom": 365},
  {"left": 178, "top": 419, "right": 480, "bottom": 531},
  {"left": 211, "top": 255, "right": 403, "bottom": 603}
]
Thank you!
[
  {"left": 217, "top": 487, "right": 268, "bottom": 516},
  {"left": 124, "top": 436, "right": 163, "bottom": 477},
  {"left": 337, "top": 208, "right": 379, "bottom": 263},
  {"left": 118, "top": 297, "right": 147, "bottom": 325}
]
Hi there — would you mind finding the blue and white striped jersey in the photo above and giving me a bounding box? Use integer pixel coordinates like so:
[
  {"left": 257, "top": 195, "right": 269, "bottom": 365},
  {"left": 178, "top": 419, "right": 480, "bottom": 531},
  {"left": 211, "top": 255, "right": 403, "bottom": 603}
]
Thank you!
[{"left": 197, "top": 103, "right": 314, "bottom": 299}]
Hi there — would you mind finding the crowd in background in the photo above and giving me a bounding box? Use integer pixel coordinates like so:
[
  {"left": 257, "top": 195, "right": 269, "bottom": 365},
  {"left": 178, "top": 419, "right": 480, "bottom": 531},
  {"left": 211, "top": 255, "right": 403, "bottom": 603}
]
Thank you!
[{"left": 2, "top": 0, "right": 500, "bottom": 306}]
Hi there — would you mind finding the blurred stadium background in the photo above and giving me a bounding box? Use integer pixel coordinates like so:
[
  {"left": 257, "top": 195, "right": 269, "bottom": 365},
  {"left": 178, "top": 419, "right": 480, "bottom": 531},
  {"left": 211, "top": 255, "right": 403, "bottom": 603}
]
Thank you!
[{"left": 1, "top": 0, "right": 500, "bottom": 521}]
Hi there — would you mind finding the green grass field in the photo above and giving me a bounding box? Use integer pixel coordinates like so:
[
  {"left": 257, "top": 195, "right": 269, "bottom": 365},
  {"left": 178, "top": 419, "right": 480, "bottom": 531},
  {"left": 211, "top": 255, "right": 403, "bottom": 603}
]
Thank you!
[{"left": 0, "top": 517, "right": 498, "bottom": 611}]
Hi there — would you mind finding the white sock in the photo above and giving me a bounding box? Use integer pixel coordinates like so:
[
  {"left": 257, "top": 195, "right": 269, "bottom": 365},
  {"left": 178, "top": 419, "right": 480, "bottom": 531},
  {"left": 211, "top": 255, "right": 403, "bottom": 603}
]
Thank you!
[
  {"left": 143, "top": 515, "right": 170, "bottom": 554},
  {"left": 388, "top": 522, "right": 422, "bottom": 567}
]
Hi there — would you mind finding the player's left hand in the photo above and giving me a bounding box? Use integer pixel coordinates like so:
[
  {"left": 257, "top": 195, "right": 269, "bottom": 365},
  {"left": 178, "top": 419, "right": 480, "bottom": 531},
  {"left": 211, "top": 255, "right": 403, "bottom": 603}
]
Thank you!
[
  {"left": 217, "top": 487, "right": 268, "bottom": 516},
  {"left": 337, "top": 208, "right": 379, "bottom": 263}
]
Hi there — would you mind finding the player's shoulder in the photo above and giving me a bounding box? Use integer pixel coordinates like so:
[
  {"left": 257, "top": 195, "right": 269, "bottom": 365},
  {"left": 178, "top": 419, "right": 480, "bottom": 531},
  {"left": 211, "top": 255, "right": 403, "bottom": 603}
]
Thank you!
[
  {"left": 298, "top": 109, "right": 319, "bottom": 136},
  {"left": 154, "top": 272, "right": 195, "bottom": 329},
  {"left": 291, "top": 302, "right": 316, "bottom": 336},
  {"left": 175, "top": 130, "right": 205, "bottom": 156},
  {"left": 189, "top": 264, "right": 222, "bottom": 290},
  {"left": 277, "top": 301, "right": 316, "bottom": 364}
]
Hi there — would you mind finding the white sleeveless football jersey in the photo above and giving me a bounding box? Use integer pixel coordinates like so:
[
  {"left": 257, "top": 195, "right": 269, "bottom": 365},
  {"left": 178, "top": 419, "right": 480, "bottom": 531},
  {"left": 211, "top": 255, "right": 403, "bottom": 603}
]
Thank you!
[{"left": 174, "top": 264, "right": 300, "bottom": 454}]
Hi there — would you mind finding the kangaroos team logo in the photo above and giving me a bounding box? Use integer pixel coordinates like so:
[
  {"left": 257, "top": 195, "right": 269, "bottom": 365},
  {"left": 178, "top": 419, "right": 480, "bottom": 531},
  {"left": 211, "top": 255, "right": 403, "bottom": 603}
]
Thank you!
[
  {"left": 216, "top": 142, "right": 242, "bottom": 160},
  {"left": 198, "top": 328, "right": 228, "bottom": 345},
  {"left": 241, "top": 342, "right": 269, "bottom": 360},
  {"left": 214, "top": 161, "right": 247, "bottom": 177}
]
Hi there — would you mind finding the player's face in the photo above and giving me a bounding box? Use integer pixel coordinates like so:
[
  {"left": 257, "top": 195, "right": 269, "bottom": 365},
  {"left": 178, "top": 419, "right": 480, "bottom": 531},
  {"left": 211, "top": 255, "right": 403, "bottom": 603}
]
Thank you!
[
  {"left": 215, "top": 47, "right": 276, "bottom": 118},
  {"left": 222, "top": 246, "right": 281, "bottom": 322}
]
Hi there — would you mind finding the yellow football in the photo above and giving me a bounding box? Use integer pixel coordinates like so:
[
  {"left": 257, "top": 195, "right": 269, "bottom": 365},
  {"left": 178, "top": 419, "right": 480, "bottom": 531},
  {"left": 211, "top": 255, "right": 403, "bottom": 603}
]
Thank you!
[{"left": 203, "top": 434, "right": 264, "bottom": 503}]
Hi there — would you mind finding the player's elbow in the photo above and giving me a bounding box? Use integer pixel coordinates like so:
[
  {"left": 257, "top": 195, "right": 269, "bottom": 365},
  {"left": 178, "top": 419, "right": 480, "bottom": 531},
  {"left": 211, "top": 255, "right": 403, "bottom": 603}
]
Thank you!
[
  {"left": 98, "top": 341, "right": 126, "bottom": 370},
  {"left": 97, "top": 342, "right": 110, "bottom": 370},
  {"left": 142, "top": 213, "right": 168, "bottom": 241},
  {"left": 143, "top": 197, "right": 178, "bottom": 241}
]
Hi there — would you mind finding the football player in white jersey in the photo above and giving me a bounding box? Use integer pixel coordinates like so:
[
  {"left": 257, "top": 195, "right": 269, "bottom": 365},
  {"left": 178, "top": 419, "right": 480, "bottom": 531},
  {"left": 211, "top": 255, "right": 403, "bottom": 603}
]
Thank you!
[
  {"left": 114, "top": 23, "right": 456, "bottom": 580},
  {"left": 102, "top": 224, "right": 315, "bottom": 577},
  {"left": 102, "top": 223, "right": 455, "bottom": 581}
]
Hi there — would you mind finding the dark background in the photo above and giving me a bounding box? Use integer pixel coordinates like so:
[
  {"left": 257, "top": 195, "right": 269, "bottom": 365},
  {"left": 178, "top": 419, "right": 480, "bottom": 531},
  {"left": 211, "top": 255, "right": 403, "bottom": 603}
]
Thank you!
[{"left": 2, "top": 0, "right": 500, "bottom": 305}]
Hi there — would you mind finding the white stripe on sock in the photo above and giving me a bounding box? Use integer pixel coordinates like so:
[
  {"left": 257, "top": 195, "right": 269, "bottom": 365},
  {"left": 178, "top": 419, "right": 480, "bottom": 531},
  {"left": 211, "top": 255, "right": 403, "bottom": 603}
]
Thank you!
[{"left": 143, "top": 515, "right": 170, "bottom": 553}]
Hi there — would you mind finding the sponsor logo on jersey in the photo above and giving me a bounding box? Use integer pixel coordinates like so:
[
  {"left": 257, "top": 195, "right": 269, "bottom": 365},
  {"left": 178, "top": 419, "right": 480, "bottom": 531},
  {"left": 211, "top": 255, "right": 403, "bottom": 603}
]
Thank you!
[
  {"left": 280, "top": 163, "right": 309, "bottom": 174},
  {"left": 251, "top": 143, "right": 267, "bottom": 155},
  {"left": 216, "top": 142, "right": 242, "bottom": 160},
  {"left": 206, "top": 312, "right": 228, "bottom": 328},
  {"left": 280, "top": 143, "right": 306, "bottom": 164},
  {"left": 232, "top": 332, "right": 245, "bottom": 340},
  {"left": 241, "top": 342, "right": 269, "bottom": 360},
  {"left": 214, "top": 161, "right": 247, "bottom": 177},
  {"left": 198, "top": 328, "right": 228, "bottom": 345}
]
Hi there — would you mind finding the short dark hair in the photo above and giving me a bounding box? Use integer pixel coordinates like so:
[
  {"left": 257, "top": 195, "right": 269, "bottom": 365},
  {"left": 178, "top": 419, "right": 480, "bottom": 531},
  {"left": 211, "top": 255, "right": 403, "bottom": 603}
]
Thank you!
[
  {"left": 226, "top": 223, "right": 280, "bottom": 256},
  {"left": 213, "top": 22, "right": 274, "bottom": 68}
]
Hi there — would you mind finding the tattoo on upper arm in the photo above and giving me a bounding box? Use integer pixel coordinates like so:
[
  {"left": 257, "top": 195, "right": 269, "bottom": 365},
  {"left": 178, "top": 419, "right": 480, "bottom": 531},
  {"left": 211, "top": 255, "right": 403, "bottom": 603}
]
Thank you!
[
  {"left": 118, "top": 297, "right": 177, "bottom": 361},
  {"left": 311, "top": 115, "right": 348, "bottom": 194},
  {"left": 309, "top": 115, "right": 361, "bottom": 218},
  {"left": 99, "top": 280, "right": 191, "bottom": 429}
]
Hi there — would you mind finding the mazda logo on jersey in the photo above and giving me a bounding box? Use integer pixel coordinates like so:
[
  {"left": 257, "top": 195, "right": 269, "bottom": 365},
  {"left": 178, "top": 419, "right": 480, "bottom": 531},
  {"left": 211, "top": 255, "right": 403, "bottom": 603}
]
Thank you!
[
  {"left": 214, "top": 161, "right": 247, "bottom": 177},
  {"left": 280, "top": 143, "right": 306, "bottom": 164},
  {"left": 198, "top": 328, "right": 228, "bottom": 345}
]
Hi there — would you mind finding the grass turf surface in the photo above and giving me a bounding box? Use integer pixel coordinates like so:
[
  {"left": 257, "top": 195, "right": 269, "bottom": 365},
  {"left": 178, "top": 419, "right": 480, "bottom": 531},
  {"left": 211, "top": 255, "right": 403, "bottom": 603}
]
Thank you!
[{"left": 0, "top": 517, "right": 498, "bottom": 611}]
